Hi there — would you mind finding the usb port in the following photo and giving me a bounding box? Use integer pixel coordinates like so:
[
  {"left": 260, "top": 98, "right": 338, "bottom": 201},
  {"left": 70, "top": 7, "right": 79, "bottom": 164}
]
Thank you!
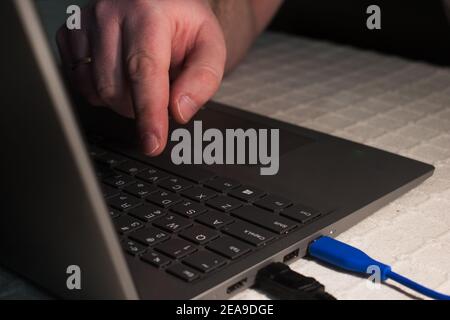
[
  {"left": 283, "top": 248, "right": 299, "bottom": 263},
  {"left": 226, "top": 278, "right": 247, "bottom": 294}
]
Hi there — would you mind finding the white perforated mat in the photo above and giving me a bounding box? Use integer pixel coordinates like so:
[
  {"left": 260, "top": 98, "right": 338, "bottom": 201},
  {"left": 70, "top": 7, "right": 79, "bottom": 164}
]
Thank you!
[{"left": 212, "top": 32, "right": 450, "bottom": 300}]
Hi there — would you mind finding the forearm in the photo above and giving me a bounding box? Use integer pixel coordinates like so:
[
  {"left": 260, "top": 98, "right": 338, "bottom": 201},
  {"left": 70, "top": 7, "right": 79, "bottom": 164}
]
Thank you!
[{"left": 209, "top": 0, "right": 283, "bottom": 73}]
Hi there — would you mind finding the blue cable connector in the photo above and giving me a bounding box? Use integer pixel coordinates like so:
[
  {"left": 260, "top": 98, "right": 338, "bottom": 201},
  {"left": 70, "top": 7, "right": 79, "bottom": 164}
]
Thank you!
[{"left": 308, "top": 236, "right": 450, "bottom": 300}]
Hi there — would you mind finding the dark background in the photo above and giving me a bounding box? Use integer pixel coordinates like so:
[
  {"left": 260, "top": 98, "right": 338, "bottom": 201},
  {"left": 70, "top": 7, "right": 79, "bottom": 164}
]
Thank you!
[{"left": 269, "top": 0, "right": 450, "bottom": 66}]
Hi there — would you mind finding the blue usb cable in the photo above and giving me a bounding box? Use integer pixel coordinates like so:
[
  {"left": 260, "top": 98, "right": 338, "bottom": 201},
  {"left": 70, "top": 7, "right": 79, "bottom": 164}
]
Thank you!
[{"left": 308, "top": 236, "right": 450, "bottom": 300}]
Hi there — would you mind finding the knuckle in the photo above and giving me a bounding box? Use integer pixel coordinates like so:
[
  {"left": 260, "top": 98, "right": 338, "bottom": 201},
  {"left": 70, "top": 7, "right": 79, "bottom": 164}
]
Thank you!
[
  {"left": 93, "top": 0, "right": 122, "bottom": 27},
  {"left": 94, "top": 0, "right": 114, "bottom": 21},
  {"left": 195, "top": 64, "right": 223, "bottom": 88},
  {"left": 128, "top": 0, "right": 154, "bottom": 13},
  {"left": 126, "top": 51, "right": 159, "bottom": 83}
]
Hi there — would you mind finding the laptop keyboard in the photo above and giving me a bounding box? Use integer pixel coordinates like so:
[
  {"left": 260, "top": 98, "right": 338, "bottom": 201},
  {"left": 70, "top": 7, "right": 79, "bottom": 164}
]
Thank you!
[{"left": 90, "top": 144, "right": 321, "bottom": 283}]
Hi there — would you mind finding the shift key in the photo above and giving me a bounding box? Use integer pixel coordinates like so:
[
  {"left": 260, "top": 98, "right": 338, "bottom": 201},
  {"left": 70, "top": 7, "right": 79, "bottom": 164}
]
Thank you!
[{"left": 223, "top": 221, "right": 276, "bottom": 246}]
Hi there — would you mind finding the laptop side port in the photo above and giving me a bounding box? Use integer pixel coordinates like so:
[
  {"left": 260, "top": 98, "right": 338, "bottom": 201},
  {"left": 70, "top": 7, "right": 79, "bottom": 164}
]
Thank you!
[
  {"left": 226, "top": 278, "right": 248, "bottom": 294},
  {"left": 283, "top": 248, "right": 300, "bottom": 263}
]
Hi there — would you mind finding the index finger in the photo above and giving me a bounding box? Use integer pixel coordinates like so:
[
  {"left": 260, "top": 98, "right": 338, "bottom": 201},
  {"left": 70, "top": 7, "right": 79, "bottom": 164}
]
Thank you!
[{"left": 123, "top": 14, "right": 171, "bottom": 156}]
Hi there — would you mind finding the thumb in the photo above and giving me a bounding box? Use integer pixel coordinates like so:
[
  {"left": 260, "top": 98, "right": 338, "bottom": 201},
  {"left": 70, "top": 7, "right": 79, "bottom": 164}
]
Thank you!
[{"left": 170, "top": 24, "right": 226, "bottom": 123}]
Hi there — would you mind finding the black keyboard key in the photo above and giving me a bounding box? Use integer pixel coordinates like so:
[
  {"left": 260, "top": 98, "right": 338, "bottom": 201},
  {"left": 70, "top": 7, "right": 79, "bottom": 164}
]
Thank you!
[
  {"left": 158, "top": 177, "right": 193, "bottom": 192},
  {"left": 128, "top": 204, "right": 165, "bottom": 222},
  {"left": 169, "top": 166, "right": 216, "bottom": 184},
  {"left": 101, "top": 183, "right": 120, "bottom": 198},
  {"left": 231, "top": 207, "right": 296, "bottom": 234},
  {"left": 103, "top": 174, "right": 135, "bottom": 188},
  {"left": 129, "top": 227, "right": 169, "bottom": 246},
  {"left": 141, "top": 251, "right": 171, "bottom": 268},
  {"left": 136, "top": 168, "right": 169, "bottom": 184},
  {"left": 116, "top": 160, "right": 148, "bottom": 175},
  {"left": 107, "top": 194, "right": 142, "bottom": 211},
  {"left": 206, "top": 196, "right": 242, "bottom": 212},
  {"left": 96, "top": 152, "right": 127, "bottom": 167},
  {"left": 142, "top": 156, "right": 216, "bottom": 183},
  {"left": 94, "top": 165, "right": 116, "bottom": 179},
  {"left": 281, "top": 204, "right": 320, "bottom": 223},
  {"left": 205, "top": 177, "right": 241, "bottom": 192},
  {"left": 147, "top": 190, "right": 182, "bottom": 208},
  {"left": 206, "top": 236, "right": 251, "bottom": 260},
  {"left": 108, "top": 208, "right": 120, "bottom": 218},
  {"left": 114, "top": 215, "right": 143, "bottom": 234},
  {"left": 122, "top": 239, "right": 146, "bottom": 255},
  {"left": 196, "top": 211, "right": 234, "bottom": 229},
  {"left": 88, "top": 145, "right": 106, "bottom": 158},
  {"left": 179, "top": 225, "right": 219, "bottom": 245},
  {"left": 229, "top": 186, "right": 265, "bottom": 202},
  {"left": 223, "top": 221, "right": 276, "bottom": 246},
  {"left": 153, "top": 214, "right": 192, "bottom": 233},
  {"left": 124, "top": 182, "right": 158, "bottom": 198},
  {"left": 182, "top": 187, "right": 217, "bottom": 202},
  {"left": 254, "top": 195, "right": 292, "bottom": 212},
  {"left": 166, "top": 264, "right": 199, "bottom": 282},
  {"left": 183, "top": 251, "right": 226, "bottom": 273},
  {"left": 155, "top": 238, "right": 196, "bottom": 259},
  {"left": 171, "top": 201, "right": 207, "bottom": 218}
]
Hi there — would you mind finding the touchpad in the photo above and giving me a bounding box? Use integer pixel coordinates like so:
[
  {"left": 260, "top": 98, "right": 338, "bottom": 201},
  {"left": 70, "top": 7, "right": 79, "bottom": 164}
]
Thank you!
[{"left": 170, "top": 106, "right": 314, "bottom": 157}]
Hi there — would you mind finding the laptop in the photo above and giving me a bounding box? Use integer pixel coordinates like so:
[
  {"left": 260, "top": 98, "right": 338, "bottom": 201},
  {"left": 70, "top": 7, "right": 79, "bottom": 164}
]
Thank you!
[{"left": 0, "top": 0, "right": 434, "bottom": 299}]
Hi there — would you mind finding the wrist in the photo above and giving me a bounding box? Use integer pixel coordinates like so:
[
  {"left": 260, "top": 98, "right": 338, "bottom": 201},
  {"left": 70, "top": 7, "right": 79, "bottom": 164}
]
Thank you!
[{"left": 207, "top": 0, "right": 257, "bottom": 72}]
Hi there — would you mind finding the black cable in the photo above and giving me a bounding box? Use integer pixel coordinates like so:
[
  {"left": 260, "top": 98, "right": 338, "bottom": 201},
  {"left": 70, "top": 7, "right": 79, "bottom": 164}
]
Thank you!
[{"left": 254, "top": 262, "right": 336, "bottom": 300}]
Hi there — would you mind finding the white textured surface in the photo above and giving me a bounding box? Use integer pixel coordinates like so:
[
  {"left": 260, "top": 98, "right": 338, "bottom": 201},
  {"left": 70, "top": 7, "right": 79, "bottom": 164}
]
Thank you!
[{"left": 213, "top": 32, "right": 450, "bottom": 300}]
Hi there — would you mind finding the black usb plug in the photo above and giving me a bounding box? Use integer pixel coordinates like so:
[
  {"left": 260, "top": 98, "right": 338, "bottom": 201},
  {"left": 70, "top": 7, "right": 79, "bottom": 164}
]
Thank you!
[{"left": 254, "top": 262, "right": 336, "bottom": 300}]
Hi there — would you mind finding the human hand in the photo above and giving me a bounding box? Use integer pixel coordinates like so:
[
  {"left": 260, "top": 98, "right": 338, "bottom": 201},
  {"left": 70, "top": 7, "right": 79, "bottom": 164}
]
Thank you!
[{"left": 57, "top": 0, "right": 226, "bottom": 155}]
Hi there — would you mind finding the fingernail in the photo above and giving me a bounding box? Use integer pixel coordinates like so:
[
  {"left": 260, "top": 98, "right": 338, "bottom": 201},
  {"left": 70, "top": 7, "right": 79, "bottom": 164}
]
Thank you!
[
  {"left": 141, "top": 133, "right": 160, "bottom": 156},
  {"left": 177, "top": 95, "right": 198, "bottom": 123}
]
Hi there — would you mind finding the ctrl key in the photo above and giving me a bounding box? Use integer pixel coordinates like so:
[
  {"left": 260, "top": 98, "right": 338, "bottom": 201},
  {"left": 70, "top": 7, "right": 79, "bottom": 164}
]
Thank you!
[{"left": 167, "top": 264, "right": 200, "bottom": 282}]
